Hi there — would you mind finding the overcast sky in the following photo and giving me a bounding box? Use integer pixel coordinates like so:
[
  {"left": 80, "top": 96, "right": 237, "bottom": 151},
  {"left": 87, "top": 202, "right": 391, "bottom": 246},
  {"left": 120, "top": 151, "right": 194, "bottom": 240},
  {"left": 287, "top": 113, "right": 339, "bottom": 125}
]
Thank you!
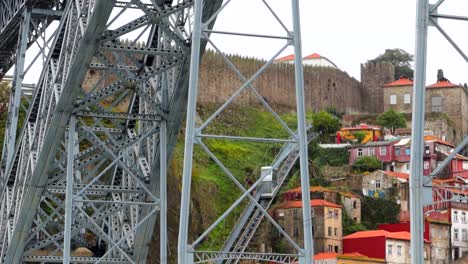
[
  {"left": 15, "top": 0, "right": 468, "bottom": 85},
  {"left": 209, "top": 0, "right": 468, "bottom": 84}
]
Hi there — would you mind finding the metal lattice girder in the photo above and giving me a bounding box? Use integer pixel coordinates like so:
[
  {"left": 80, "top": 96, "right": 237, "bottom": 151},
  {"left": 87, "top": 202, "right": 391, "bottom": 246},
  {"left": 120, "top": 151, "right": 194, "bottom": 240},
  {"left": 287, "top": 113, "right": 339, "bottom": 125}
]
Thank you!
[
  {"left": 193, "top": 251, "right": 300, "bottom": 264},
  {"left": 0, "top": 0, "right": 213, "bottom": 263},
  {"left": 178, "top": 0, "right": 314, "bottom": 263},
  {"left": 0, "top": 0, "right": 64, "bottom": 80}
]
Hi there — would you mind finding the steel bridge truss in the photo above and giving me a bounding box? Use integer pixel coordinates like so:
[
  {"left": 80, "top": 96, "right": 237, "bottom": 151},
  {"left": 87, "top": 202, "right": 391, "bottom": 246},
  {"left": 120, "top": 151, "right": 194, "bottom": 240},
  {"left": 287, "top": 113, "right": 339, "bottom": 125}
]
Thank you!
[
  {"left": 411, "top": 0, "right": 468, "bottom": 263},
  {"left": 178, "top": 0, "right": 314, "bottom": 263},
  {"left": 0, "top": 0, "right": 198, "bottom": 263}
]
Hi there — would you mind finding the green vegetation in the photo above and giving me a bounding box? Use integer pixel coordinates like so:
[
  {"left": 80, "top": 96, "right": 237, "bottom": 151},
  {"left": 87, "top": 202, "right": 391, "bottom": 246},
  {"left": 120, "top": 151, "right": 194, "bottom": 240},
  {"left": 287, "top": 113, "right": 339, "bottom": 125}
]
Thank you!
[
  {"left": 353, "top": 156, "right": 382, "bottom": 173},
  {"left": 361, "top": 196, "right": 400, "bottom": 229},
  {"left": 309, "top": 143, "right": 349, "bottom": 168},
  {"left": 352, "top": 131, "right": 367, "bottom": 144},
  {"left": 311, "top": 110, "right": 340, "bottom": 143},
  {"left": 376, "top": 109, "right": 406, "bottom": 134},
  {"left": 368, "top": 48, "right": 414, "bottom": 79}
]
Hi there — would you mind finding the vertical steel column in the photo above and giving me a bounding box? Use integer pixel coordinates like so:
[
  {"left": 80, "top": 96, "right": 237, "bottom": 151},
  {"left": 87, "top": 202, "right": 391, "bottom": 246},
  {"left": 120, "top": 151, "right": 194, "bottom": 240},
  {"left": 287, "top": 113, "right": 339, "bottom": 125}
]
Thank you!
[
  {"left": 160, "top": 73, "right": 168, "bottom": 264},
  {"left": 291, "top": 0, "right": 313, "bottom": 262},
  {"left": 3, "top": 8, "right": 31, "bottom": 171},
  {"left": 410, "top": 0, "right": 429, "bottom": 263},
  {"left": 178, "top": 0, "right": 204, "bottom": 262},
  {"left": 63, "top": 115, "right": 76, "bottom": 264}
]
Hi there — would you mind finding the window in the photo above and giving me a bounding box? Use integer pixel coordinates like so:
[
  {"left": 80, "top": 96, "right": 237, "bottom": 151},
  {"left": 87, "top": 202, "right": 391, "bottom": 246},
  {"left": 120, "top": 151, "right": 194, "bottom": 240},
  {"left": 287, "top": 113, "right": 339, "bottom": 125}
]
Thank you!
[
  {"left": 353, "top": 201, "right": 357, "bottom": 209},
  {"left": 293, "top": 227, "right": 299, "bottom": 237},
  {"left": 369, "top": 147, "right": 375, "bottom": 156},
  {"left": 405, "top": 147, "right": 411, "bottom": 156},
  {"left": 454, "top": 211, "right": 459, "bottom": 223},
  {"left": 278, "top": 212, "right": 285, "bottom": 217},
  {"left": 406, "top": 163, "right": 410, "bottom": 170},
  {"left": 404, "top": 94, "right": 411, "bottom": 104},
  {"left": 463, "top": 161, "right": 468, "bottom": 170},
  {"left": 358, "top": 148, "right": 363, "bottom": 157},
  {"left": 390, "top": 95, "right": 397, "bottom": 105},
  {"left": 328, "top": 227, "right": 332, "bottom": 236},
  {"left": 462, "top": 212, "right": 466, "bottom": 224},
  {"left": 424, "top": 161, "right": 430, "bottom": 170},
  {"left": 395, "top": 147, "right": 401, "bottom": 156},
  {"left": 397, "top": 245, "right": 402, "bottom": 256},
  {"left": 387, "top": 244, "right": 393, "bottom": 255},
  {"left": 334, "top": 210, "right": 339, "bottom": 219},
  {"left": 334, "top": 246, "right": 339, "bottom": 253},
  {"left": 424, "top": 145, "right": 430, "bottom": 154},
  {"left": 293, "top": 210, "right": 299, "bottom": 220},
  {"left": 380, "top": 147, "right": 387, "bottom": 156},
  {"left": 328, "top": 245, "right": 333, "bottom": 252},
  {"left": 328, "top": 209, "right": 333, "bottom": 218},
  {"left": 463, "top": 229, "right": 467, "bottom": 242},
  {"left": 376, "top": 180, "right": 381, "bottom": 189},
  {"left": 432, "top": 95, "right": 442, "bottom": 112},
  {"left": 455, "top": 228, "right": 459, "bottom": 241},
  {"left": 334, "top": 227, "right": 338, "bottom": 236}
]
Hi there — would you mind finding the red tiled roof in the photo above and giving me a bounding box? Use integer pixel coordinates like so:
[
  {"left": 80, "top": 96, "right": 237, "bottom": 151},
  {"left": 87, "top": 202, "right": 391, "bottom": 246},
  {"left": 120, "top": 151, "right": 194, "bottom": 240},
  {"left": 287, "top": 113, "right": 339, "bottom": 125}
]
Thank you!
[
  {"left": 344, "top": 230, "right": 389, "bottom": 239},
  {"left": 345, "top": 230, "right": 430, "bottom": 243},
  {"left": 424, "top": 135, "right": 454, "bottom": 147},
  {"left": 285, "top": 186, "right": 359, "bottom": 198},
  {"left": 275, "top": 199, "right": 342, "bottom": 209},
  {"left": 387, "top": 231, "right": 410, "bottom": 241},
  {"left": 426, "top": 211, "right": 450, "bottom": 224},
  {"left": 341, "top": 123, "right": 381, "bottom": 131},
  {"left": 338, "top": 252, "right": 385, "bottom": 262},
  {"left": 384, "top": 77, "right": 414, "bottom": 87},
  {"left": 382, "top": 171, "right": 409, "bottom": 180},
  {"left": 314, "top": 252, "right": 338, "bottom": 260},
  {"left": 427, "top": 80, "right": 459, "bottom": 89},
  {"left": 275, "top": 54, "right": 295, "bottom": 62},
  {"left": 303, "top": 53, "right": 322, "bottom": 60}
]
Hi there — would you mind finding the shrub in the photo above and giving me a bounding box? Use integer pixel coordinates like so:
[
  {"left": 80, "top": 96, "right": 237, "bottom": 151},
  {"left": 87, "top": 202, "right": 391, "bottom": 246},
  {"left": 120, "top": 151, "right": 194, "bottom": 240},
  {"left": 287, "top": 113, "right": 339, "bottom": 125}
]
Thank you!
[{"left": 353, "top": 156, "right": 382, "bottom": 173}]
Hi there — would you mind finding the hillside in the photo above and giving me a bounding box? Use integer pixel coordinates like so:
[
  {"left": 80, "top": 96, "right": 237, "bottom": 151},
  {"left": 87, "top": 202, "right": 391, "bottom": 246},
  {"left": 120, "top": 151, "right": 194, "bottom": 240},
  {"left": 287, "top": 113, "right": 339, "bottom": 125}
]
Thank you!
[{"left": 147, "top": 104, "right": 317, "bottom": 262}]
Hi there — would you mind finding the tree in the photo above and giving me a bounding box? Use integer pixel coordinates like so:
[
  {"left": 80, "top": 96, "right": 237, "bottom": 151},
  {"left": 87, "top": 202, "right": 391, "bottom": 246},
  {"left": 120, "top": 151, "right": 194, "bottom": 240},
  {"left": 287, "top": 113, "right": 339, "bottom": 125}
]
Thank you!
[
  {"left": 0, "top": 81, "right": 9, "bottom": 114},
  {"left": 352, "top": 131, "right": 367, "bottom": 144},
  {"left": 368, "top": 49, "right": 414, "bottom": 79},
  {"left": 361, "top": 196, "right": 400, "bottom": 229},
  {"left": 376, "top": 109, "right": 406, "bottom": 134},
  {"left": 311, "top": 111, "right": 341, "bottom": 142},
  {"left": 353, "top": 156, "right": 382, "bottom": 173}
]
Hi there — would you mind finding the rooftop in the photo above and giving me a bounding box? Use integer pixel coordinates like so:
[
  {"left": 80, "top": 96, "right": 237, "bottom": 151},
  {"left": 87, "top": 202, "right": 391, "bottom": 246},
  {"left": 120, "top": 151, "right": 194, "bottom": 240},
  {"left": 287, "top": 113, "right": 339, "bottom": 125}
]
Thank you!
[
  {"left": 381, "top": 170, "right": 409, "bottom": 180},
  {"left": 341, "top": 123, "right": 381, "bottom": 131},
  {"left": 384, "top": 77, "right": 414, "bottom": 87},
  {"left": 338, "top": 252, "right": 385, "bottom": 262},
  {"left": 314, "top": 252, "right": 338, "bottom": 260},
  {"left": 285, "top": 186, "right": 359, "bottom": 198},
  {"left": 275, "top": 199, "right": 342, "bottom": 210},
  {"left": 345, "top": 230, "right": 430, "bottom": 242},
  {"left": 427, "top": 80, "right": 459, "bottom": 89}
]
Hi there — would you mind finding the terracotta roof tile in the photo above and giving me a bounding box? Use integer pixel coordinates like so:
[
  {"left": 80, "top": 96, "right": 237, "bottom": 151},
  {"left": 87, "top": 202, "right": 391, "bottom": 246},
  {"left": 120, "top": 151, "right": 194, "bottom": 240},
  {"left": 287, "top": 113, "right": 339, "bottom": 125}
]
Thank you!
[
  {"left": 314, "top": 252, "right": 338, "bottom": 260},
  {"left": 275, "top": 54, "right": 295, "bottom": 62},
  {"left": 338, "top": 252, "right": 385, "bottom": 262},
  {"left": 303, "top": 53, "right": 322, "bottom": 59},
  {"left": 275, "top": 199, "right": 342, "bottom": 210},
  {"left": 382, "top": 171, "right": 409, "bottom": 180},
  {"left": 424, "top": 135, "right": 454, "bottom": 147},
  {"left": 344, "top": 230, "right": 389, "bottom": 239},
  {"left": 384, "top": 77, "right": 414, "bottom": 87},
  {"left": 285, "top": 186, "right": 359, "bottom": 198},
  {"left": 387, "top": 231, "right": 411, "bottom": 241},
  {"left": 427, "top": 80, "right": 459, "bottom": 89}
]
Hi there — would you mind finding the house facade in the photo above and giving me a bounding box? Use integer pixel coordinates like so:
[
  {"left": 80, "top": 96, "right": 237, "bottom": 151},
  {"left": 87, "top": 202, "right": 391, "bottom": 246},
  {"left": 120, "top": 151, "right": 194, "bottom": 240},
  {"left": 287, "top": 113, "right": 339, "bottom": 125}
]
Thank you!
[
  {"left": 383, "top": 76, "right": 468, "bottom": 144},
  {"left": 343, "top": 230, "right": 431, "bottom": 263},
  {"left": 361, "top": 171, "right": 409, "bottom": 211},
  {"left": 274, "top": 199, "right": 343, "bottom": 254},
  {"left": 348, "top": 140, "right": 397, "bottom": 169},
  {"left": 336, "top": 124, "right": 382, "bottom": 144},
  {"left": 283, "top": 186, "right": 361, "bottom": 223},
  {"left": 451, "top": 202, "right": 468, "bottom": 260}
]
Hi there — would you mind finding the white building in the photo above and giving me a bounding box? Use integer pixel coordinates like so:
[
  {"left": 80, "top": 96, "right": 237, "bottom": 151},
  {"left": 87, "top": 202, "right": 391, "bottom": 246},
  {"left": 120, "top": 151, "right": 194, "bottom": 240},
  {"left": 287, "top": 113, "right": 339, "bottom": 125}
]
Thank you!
[
  {"left": 275, "top": 53, "right": 337, "bottom": 68},
  {"left": 451, "top": 203, "right": 468, "bottom": 260}
]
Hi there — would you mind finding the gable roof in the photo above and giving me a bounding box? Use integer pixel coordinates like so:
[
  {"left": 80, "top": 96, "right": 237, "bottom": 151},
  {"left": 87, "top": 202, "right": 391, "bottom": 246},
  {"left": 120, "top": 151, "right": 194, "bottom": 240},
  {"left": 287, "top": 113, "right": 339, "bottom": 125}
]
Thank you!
[
  {"left": 338, "top": 252, "right": 385, "bottom": 262},
  {"left": 384, "top": 77, "right": 414, "bottom": 87},
  {"left": 275, "top": 199, "right": 342, "bottom": 210},
  {"left": 424, "top": 135, "right": 454, "bottom": 147},
  {"left": 275, "top": 54, "right": 295, "bottom": 62}
]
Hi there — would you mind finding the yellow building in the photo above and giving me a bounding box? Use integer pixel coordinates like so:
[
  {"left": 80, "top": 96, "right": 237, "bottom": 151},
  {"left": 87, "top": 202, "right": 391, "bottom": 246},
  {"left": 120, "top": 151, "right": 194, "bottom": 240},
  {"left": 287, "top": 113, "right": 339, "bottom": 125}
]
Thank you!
[{"left": 337, "top": 124, "right": 382, "bottom": 144}]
